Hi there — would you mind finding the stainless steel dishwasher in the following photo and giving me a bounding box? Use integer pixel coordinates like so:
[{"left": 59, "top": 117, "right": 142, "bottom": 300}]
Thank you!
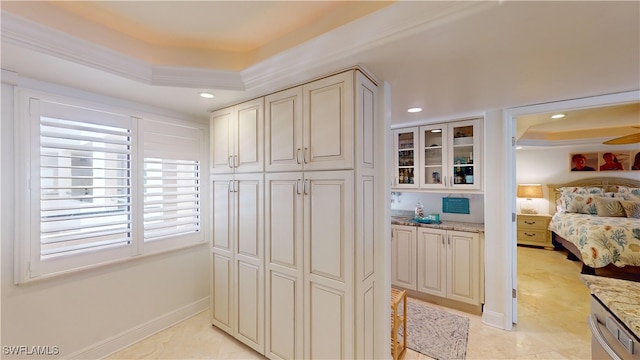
[{"left": 589, "top": 295, "right": 640, "bottom": 360}]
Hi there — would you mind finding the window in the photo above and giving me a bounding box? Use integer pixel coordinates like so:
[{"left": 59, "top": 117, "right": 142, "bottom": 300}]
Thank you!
[
  {"left": 143, "top": 158, "right": 200, "bottom": 242},
  {"left": 40, "top": 116, "right": 132, "bottom": 259},
  {"left": 16, "top": 93, "right": 207, "bottom": 283}
]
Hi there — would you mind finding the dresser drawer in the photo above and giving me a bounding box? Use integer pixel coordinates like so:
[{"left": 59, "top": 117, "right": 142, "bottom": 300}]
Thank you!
[
  {"left": 517, "top": 214, "right": 552, "bottom": 249},
  {"left": 517, "top": 217, "right": 549, "bottom": 230},
  {"left": 517, "top": 229, "right": 548, "bottom": 244}
]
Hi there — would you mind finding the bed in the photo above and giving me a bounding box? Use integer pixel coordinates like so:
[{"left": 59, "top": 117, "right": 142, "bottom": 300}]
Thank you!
[{"left": 546, "top": 177, "right": 640, "bottom": 281}]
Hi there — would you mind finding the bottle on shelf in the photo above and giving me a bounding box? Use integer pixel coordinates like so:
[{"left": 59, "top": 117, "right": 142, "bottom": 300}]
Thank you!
[
  {"left": 415, "top": 200, "right": 424, "bottom": 218},
  {"left": 455, "top": 167, "right": 465, "bottom": 184},
  {"left": 465, "top": 165, "right": 474, "bottom": 184}
]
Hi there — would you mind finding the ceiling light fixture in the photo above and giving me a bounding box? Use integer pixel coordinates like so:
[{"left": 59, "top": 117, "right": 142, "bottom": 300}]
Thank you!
[
  {"left": 431, "top": 129, "right": 442, "bottom": 133},
  {"left": 407, "top": 107, "right": 422, "bottom": 113},
  {"left": 199, "top": 92, "right": 215, "bottom": 99},
  {"left": 551, "top": 113, "right": 565, "bottom": 119}
]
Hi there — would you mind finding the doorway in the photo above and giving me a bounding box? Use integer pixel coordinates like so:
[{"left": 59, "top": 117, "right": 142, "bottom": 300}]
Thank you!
[{"left": 505, "top": 90, "right": 640, "bottom": 324}]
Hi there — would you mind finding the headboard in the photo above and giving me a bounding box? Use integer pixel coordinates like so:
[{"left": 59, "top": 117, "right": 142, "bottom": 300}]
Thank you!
[{"left": 547, "top": 177, "right": 640, "bottom": 214}]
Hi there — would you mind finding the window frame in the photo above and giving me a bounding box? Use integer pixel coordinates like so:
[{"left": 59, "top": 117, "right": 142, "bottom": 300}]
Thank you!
[{"left": 14, "top": 89, "right": 208, "bottom": 283}]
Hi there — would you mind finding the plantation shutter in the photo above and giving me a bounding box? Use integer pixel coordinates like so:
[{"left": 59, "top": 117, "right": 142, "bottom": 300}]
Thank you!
[
  {"left": 142, "top": 119, "right": 203, "bottom": 242},
  {"left": 37, "top": 101, "right": 133, "bottom": 259}
]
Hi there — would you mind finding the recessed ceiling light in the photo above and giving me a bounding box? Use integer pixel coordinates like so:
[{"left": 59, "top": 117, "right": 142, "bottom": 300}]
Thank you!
[
  {"left": 516, "top": 146, "right": 523, "bottom": 150},
  {"left": 551, "top": 113, "right": 565, "bottom": 119},
  {"left": 199, "top": 92, "right": 215, "bottom": 99},
  {"left": 407, "top": 107, "right": 422, "bottom": 113},
  {"left": 431, "top": 129, "right": 442, "bottom": 133}
]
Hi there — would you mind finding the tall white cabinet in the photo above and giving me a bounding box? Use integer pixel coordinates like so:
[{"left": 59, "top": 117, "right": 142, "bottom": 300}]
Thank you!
[{"left": 211, "top": 68, "right": 380, "bottom": 359}]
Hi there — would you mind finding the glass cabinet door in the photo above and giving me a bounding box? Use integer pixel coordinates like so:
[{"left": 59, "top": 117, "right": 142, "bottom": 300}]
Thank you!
[
  {"left": 393, "top": 128, "right": 418, "bottom": 188},
  {"left": 450, "top": 120, "right": 478, "bottom": 188},
  {"left": 419, "top": 124, "right": 447, "bottom": 189}
]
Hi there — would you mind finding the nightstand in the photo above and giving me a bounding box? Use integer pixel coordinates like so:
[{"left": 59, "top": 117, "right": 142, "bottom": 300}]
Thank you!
[{"left": 517, "top": 214, "right": 553, "bottom": 250}]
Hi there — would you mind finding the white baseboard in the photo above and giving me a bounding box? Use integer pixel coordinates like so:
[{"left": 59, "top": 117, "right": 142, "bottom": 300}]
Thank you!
[
  {"left": 481, "top": 309, "right": 507, "bottom": 330},
  {"left": 66, "top": 297, "right": 209, "bottom": 360}
]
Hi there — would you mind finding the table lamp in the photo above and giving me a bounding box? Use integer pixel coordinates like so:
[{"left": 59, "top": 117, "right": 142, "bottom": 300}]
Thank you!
[{"left": 517, "top": 184, "right": 543, "bottom": 214}]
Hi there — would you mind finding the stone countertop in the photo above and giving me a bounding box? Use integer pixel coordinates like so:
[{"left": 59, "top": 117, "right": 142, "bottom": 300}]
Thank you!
[
  {"left": 581, "top": 274, "right": 640, "bottom": 339},
  {"left": 391, "top": 215, "right": 484, "bottom": 233}
]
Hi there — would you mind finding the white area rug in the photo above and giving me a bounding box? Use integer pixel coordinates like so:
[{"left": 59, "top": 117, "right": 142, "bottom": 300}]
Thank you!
[{"left": 398, "top": 298, "right": 470, "bottom": 360}]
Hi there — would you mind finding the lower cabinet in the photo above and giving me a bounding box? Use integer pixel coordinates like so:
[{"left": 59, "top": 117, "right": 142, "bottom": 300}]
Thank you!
[
  {"left": 211, "top": 174, "right": 264, "bottom": 353},
  {"left": 391, "top": 224, "right": 483, "bottom": 306},
  {"left": 391, "top": 225, "right": 417, "bottom": 290},
  {"left": 264, "top": 171, "right": 355, "bottom": 360}
]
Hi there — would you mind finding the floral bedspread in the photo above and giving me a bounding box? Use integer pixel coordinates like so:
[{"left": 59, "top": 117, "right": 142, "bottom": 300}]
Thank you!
[{"left": 549, "top": 213, "right": 640, "bottom": 268}]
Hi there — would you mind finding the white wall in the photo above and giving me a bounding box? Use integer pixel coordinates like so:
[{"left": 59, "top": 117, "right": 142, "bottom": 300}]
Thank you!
[
  {"left": 1, "top": 82, "right": 210, "bottom": 359},
  {"left": 516, "top": 143, "right": 640, "bottom": 215}
]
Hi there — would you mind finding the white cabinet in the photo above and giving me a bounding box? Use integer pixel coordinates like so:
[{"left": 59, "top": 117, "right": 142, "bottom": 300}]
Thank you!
[
  {"left": 211, "top": 98, "right": 264, "bottom": 174},
  {"left": 265, "top": 170, "right": 354, "bottom": 360},
  {"left": 419, "top": 119, "right": 481, "bottom": 190},
  {"left": 416, "top": 228, "right": 482, "bottom": 306},
  {"left": 392, "top": 118, "right": 481, "bottom": 191},
  {"left": 212, "top": 69, "right": 379, "bottom": 360},
  {"left": 211, "top": 174, "right": 264, "bottom": 353},
  {"left": 391, "top": 225, "right": 483, "bottom": 306},
  {"left": 264, "top": 172, "right": 303, "bottom": 360},
  {"left": 392, "top": 128, "right": 419, "bottom": 189},
  {"left": 391, "top": 225, "right": 417, "bottom": 289},
  {"left": 265, "top": 72, "right": 354, "bottom": 172}
]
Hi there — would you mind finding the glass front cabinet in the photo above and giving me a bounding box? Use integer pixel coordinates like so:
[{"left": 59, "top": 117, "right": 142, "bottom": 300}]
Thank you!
[
  {"left": 393, "top": 128, "right": 419, "bottom": 188},
  {"left": 393, "top": 118, "right": 481, "bottom": 191}
]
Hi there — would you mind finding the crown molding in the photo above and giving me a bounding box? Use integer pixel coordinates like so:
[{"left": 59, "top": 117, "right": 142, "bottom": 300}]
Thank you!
[
  {"left": 1, "top": 11, "right": 245, "bottom": 91},
  {"left": 2, "top": 2, "right": 493, "bottom": 95},
  {"left": 241, "top": 1, "right": 495, "bottom": 94},
  {"left": 516, "top": 137, "right": 628, "bottom": 147},
  {"left": 151, "top": 65, "right": 243, "bottom": 90}
]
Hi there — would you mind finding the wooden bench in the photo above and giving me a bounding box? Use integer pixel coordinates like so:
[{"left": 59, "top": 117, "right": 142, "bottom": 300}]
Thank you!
[{"left": 391, "top": 288, "right": 407, "bottom": 360}]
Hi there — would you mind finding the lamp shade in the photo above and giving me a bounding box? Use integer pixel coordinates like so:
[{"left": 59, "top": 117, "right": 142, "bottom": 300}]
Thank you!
[{"left": 517, "top": 184, "right": 543, "bottom": 199}]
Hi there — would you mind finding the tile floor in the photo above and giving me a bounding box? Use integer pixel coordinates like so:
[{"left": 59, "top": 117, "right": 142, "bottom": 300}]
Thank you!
[{"left": 107, "top": 246, "right": 592, "bottom": 359}]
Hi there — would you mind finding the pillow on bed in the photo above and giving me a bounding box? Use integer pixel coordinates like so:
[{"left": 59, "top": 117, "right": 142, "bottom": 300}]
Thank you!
[
  {"left": 565, "top": 195, "right": 599, "bottom": 214},
  {"left": 615, "top": 186, "right": 640, "bottom": 201},
  {"left": 594, "top": 197, "right": 626, "bottom": 217},
  {"left": 620, "top": 200, "right": 640, "bottom": 218},
  {"left": 559, "top": 187, "right": 603, "bottom": 214}
]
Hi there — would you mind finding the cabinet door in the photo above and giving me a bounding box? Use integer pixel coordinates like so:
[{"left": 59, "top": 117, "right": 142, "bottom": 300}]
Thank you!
[
  {"left": 211, "top": 175, "right": 234, "bottom": 333},
  {"left": 265, "top": 173, "right": 304, "bottom": 360},
  {"left": 419, "top": 124, "right": 448, "bottom": 189},
  {"left": 302, "top": 72, "right": 354, "bottom": 171},
  {"left": 210, "top": 107, "right": 234, "bottom": 174},
  {"left": 416, "top": 228, "right": 447, "bottom": 297},
  {"left": 304, "top": 171, "right": 354, "bottom": 359},
  {"left": 234, "top": 98, "right": 264, "bottom": 173},
  {"left": 392, "top": 128, "right": 419, "bottom": 189},
  {"left": 449, "top": 119, "right": 480, "bottom": 190},
  {"left": 447, "top": 230, "right": 480, "bottom": 305},
  {"left": 234, "top": 174, "right": 264, "bottom": 353},
  {"left": 265, "top": 87, "right": 304, "bottom": 172},
  {"left": 391, "top": 225, "right": 417, "bottom": 290}
]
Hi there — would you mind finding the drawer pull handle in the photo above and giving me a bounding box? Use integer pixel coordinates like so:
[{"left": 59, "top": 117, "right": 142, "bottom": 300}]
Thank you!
[
  {"left": 524, "top": 220, "right": 536, "bottom": 225},
  {"left": 524, "top": 232, "right": 536, "bottom": 237}
]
